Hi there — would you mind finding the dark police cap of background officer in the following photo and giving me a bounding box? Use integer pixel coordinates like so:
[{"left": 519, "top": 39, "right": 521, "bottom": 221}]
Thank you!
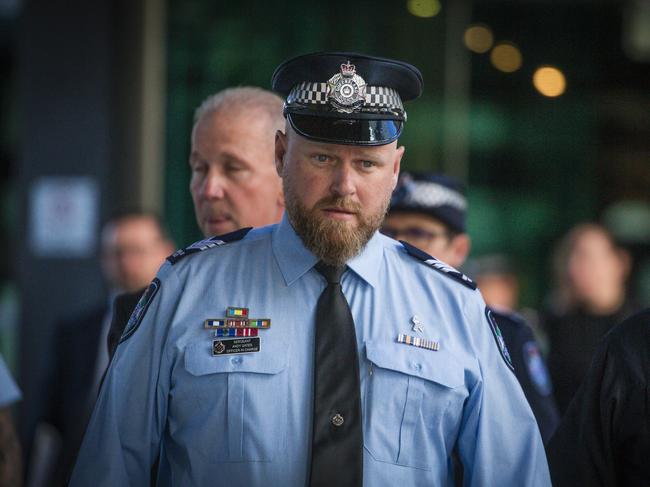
[
  {"left": 389, "top": 171, "right": 467, "bottom": 233},
  {"left": 271, "top": 51, "right": 423, "bottom": 146}
]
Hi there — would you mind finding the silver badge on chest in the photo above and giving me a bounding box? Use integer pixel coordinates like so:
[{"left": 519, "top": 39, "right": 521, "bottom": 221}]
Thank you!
[{"left": 327, "top": 61, "right": 366, "bottom": 113}]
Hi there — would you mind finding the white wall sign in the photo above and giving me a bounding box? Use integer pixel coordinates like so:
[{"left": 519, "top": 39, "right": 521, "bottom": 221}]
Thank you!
[{"left": 29, "top": 177, "right": 99, "bottom": 258}]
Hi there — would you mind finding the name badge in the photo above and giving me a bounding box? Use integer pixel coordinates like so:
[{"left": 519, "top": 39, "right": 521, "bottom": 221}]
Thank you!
[{"left": 212, "top": 337, "right": 261, "bottom": 356}]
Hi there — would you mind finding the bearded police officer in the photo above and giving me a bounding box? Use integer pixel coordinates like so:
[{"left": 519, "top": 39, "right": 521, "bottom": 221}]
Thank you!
[{"left": 70, "top": 52, "right": 550, "bottom": 486}]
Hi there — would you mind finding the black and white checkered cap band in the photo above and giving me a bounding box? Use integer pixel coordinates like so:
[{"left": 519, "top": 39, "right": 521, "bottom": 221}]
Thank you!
[
  {"left": 402, "top": 181, "right": 467, "bottom": 211},
  {"left": 287, "top": 82, "right": 404, "bottom": 113}
]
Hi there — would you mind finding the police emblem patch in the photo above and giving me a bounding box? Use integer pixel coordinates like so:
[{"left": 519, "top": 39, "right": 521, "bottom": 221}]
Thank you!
[
  {"left": 485, "top": 308, "right": 514, "bottom": 371},
  {"left": 523, "top": 341, "right": 552, "bottom": 396},
  {"left": 119, "top": 278, "right": 160, "bottom": 343}
]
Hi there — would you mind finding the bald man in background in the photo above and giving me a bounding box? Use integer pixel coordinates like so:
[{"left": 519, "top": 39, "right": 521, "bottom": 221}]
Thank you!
[{"left": 107, "top": 87, "right": 285, "bottom": 358}]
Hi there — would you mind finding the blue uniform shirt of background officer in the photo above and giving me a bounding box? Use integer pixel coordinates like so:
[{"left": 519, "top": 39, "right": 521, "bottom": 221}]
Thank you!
[
  {"left": 383, "top": 172, "right": 559, "bottom": 443},
  {"left": 70, "top": 52, "right": 550, "bottom": 486}
]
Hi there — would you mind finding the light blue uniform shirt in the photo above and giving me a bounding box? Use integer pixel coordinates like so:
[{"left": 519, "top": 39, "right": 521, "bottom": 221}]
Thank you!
[
  {"left": 0, "top": 354, "right": 21, "bottom": 408},
  {"left": 71, "top": 215, "right": 550, "bottom": 486}
]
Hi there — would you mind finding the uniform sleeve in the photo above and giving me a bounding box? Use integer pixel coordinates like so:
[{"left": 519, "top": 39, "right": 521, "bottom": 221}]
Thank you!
[
  {"left": 500, "top": 317, "right": 559, "bottom": 444},
  {"left": 69, "top": 263, "right": 182, "bottom": 486},
  {"left": 457, "top": 301, "right": 551, "bottom": 486}
]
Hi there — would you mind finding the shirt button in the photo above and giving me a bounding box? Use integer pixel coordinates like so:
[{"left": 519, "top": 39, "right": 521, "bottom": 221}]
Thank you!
[
  {"left": 230, "top": 356, "right": 242, "bottom": 366},
  {"left": 331, "top": 413, "right": 344, "bottom": 427},
  {"left": 412, "top": 362, "right": 422, "bottom": 371}
]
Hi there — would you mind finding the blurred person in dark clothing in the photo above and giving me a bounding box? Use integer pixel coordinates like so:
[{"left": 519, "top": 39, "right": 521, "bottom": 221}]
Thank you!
[
  {"left": 107, "top": 87, "right": 286, "bottom": 359},
  {"left": 545, "top": 223, "right": 636, "bottom": 414},
  {"left": 547, "top": 308, "right": 650, "bottom": 486},
  {"left": 36, "top": 211, "right": 174, "bottom": 487},
  {"left": 383, "top": 171, "right": 559, "bottom": 444}
]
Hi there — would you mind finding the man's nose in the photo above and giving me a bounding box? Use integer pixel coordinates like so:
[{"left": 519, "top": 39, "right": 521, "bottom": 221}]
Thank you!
[
  {"left": 330, "top": 163, "right": 356, "bottom": 197},
  {"left": 202, "top": 171, "right": 226, "bottom": 199}
]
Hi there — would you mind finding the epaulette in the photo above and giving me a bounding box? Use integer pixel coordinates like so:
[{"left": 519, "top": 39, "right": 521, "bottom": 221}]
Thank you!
[
  {"left": 400, "top": 240, "right": 477, "bottom": 290},
  {"left": 166, "top": 227, "right": 252, "bottom": 265}
]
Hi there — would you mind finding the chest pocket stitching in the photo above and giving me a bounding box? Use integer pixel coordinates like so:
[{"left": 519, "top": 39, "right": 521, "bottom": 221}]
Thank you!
[
  {"left": 366, "top": 340, "right": 464, "bottom": 388},
  {"left": 182, "top": 341, "right": 288, "bottom": 462},
  {"left": 184, "top": 342, "right": 287, "bottom": 376},
  {"left": 364, "top": 340, "right": 465, "bottom": 470}
]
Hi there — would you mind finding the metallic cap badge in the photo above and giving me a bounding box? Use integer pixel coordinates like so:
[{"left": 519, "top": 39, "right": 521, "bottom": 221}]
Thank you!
[{"left": 327, "top": 61, "right": 367, "bottom": 113}]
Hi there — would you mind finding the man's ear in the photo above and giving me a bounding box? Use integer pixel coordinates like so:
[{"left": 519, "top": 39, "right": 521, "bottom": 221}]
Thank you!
[
  {"left": 391, "top": 145, "right": 405, "bottom": 188},
  {"left": 275, "top": 130, "right": 287, "bottom": 177},
  {"left": 452, "top": 234, "right": 471, "bottom": 266}
]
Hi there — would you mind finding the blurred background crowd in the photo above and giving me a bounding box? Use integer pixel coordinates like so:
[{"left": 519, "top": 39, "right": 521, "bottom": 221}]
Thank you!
[{"left": 0, "top": 0, "right": 648, "bottom": 485}]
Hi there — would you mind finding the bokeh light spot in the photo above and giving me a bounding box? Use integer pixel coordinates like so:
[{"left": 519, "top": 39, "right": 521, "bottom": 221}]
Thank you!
[
  {"left": 490, "top": 42, "right": 523, "bottom": 73},
  {"left": 407, "top": 0, "right": 441, "bottom": 18},
  {"left": 533, "top": 66, "right": 566, "bottom": 97},
  {"left": 464, "top": 24, "right": 494, "bottom": 53}
]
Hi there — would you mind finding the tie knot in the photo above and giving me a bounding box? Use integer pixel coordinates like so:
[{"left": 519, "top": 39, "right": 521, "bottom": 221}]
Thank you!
[{"left": 314, "top": 261, "right": 346, "bottom": 284}]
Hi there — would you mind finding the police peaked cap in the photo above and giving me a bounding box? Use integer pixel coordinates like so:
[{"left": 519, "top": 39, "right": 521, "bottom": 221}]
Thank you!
[
  {"left": 272, "top": 51, "right": 423, "bottom": 146},
  {"left": 389, "top": 172, "right": 468, "bottom": 233}
]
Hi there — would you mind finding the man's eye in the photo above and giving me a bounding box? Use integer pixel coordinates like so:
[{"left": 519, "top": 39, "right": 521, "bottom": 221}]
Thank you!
[
  {"left": 191, "top": 162, "right": 207, "bottom": 173},
  {"left": 225, "top": 164, "right": 244, "bottom": 173},
  {"left": 361, "top": 160, "right": 375, "bottom": 168},
  {"left": 314, "top": 154, "right": 329, "bottom": 163}
]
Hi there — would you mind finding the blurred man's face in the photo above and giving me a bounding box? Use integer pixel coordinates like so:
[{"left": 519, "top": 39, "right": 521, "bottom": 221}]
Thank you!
[
  {"left": 276, "top": 127, "right": 403, "bottom": 266},
  {"left": 101, "top": 217, "right": 174, "bottom": 293},
  {"left": 190, "top": 108, "right": 284, "bottom": 237},
  {"left": 381, "top": 212, "right": 469, "bottom": 268}
]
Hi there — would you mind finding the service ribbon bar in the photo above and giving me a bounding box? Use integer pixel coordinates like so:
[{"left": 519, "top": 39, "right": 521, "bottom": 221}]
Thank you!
[
  {"left": 215, "top": 328, "right": 258, "bottom": 337},
  {"left": 247, "top": 319, "right": 271, "bottom": 329},
  {"left": 397, "top": 333, "right": 439, "bottom": 351},
  {"left": 226, "top": 318, "right": 248, "bottom": 328},
  {"left": 204, "top": 319, "right": 226, "bottom": 329},
  {"left": 226, "top": 307, "right": 249, "bottom": 318},
  {"left": 204, "top": 318, "right": 271, "bottom": 329}
]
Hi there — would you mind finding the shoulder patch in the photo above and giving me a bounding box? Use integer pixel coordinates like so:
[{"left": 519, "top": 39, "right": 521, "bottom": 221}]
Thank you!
[
  {"left": 523, "top": 341, "right": 553, "bottom": 396},
  {"left": 120, "top": 278, "right": 160, "bottom": 343},
  {"left": 400, "top": 240, "right": 477, "bottom": 290},
  {"left": 486, "top": 307, "right": 515, "bottom": 372},
  {"left": 166, "top": 227, "right": 252, "bottom": 265}
]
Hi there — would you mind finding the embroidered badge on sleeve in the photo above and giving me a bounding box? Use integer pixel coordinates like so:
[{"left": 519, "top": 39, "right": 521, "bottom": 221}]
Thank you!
[
  {"left": 119, "top": 278, "right": 160, "bottom": 343},
  {"left": 485, "top": 307, "right": 514, "bottom": 371}
]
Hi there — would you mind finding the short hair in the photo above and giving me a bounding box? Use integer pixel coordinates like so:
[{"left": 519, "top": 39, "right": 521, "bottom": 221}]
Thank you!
[
  {"left": 193, "top": 87, "right": 285, "bottom": 133},
  {"left": 101, "top": 209, "right": 172, "bottom": 244}
]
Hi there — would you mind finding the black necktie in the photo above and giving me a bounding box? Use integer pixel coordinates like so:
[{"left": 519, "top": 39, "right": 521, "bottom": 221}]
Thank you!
[{"left": 309, "top": 262, "right": 363, "bottom": 487}]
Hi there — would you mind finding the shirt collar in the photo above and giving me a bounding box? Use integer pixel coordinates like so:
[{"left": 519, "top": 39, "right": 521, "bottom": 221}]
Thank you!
[
  {"left": 272, "top": 214, "right": 319, "bottom": 286},
  {"left": 272, "top": 213, "right": 384, "bottom": 288}
]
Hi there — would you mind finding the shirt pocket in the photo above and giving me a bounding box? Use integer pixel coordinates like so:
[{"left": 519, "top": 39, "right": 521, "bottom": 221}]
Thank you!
[
  {"left": 183, "top": 341, "right": 288, "bottom": 462},
  {"left": 364, "top": 339, "right": 466, "bottom": 470}
]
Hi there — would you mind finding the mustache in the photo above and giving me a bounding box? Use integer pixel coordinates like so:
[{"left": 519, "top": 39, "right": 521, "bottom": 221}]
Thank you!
[{"left": 313, "top": 196, "right": 362, "bottom": 213}]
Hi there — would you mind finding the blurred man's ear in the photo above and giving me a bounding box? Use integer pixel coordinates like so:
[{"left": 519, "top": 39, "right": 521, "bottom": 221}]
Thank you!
[
  {"left": 452, "top": 234, "right": 471, "bottom": 267},
  {"left": 617, "top": 248, "right": 632, "bottom": 280}
]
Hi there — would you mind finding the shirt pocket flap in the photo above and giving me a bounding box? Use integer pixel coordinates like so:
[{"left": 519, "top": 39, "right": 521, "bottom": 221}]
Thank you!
[
  {"left": 184, "top": 341, "right": 287, "bottom": 376},
  {"left": 365, "top": 339, "right": 464, "bottom": 388}
]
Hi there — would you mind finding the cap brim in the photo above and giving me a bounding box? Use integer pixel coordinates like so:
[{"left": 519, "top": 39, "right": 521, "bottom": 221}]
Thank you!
[{"left": 288, "top": 113, "right": 402, "bottom": 146}]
